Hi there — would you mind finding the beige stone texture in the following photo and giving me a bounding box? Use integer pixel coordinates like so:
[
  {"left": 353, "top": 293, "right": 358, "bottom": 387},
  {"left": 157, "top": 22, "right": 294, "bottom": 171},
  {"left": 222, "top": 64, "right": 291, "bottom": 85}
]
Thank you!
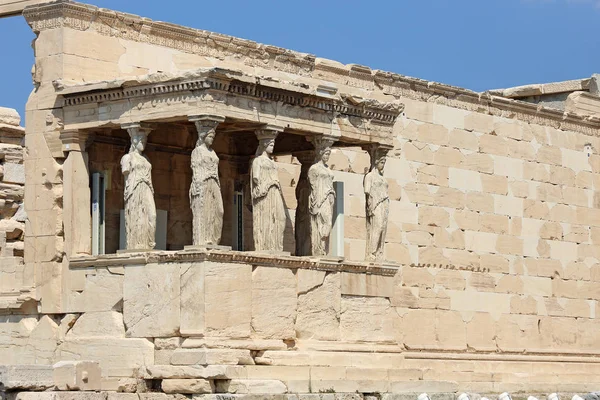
[
  {"left": 215, "top": 379, "right": 287, "bottom": 394},
  {"left": 341, "top": 273, "right": 393, "bottom": 298},
  {"left": 161, "top": 379, "right": 213, "bottom": 394},
  {"left": 67, "top": 311, "right": 125, "bottom": 338},
  {"left": 252, "top": 267, "right": 296, "bottom": 339},
  {"left": 170, "top": 348, "right": 254, "bottom": 366},
  {"left": 53, "top": 361, "right": 101, "bottom": 391},
  {"left": 296, "top": 272, "right": 341, "bottom": 340},
  {"left": 340, "top": 296, "right": 398, "bottom": 342},
  {"left": 449, "top": 129, "right": 479, "bottom": 150},
  {"left": 418, "top": 206, "right": 449, "bottom": 228},
  {"left": 9, "top": 2, "right": 600, "bottom": 395},
  {"left": 0, "top": 365, "right": 54, "bottom": 390},
  {"left": 56, "top": 338, "right": 153, "bottom": 377},
  {"left": 123, "top": 263, "right": 180, "bottom": 338},
  {"left": 180, "top": 263, "right": 204, "bottom": 336},
  {"left": 205, "top": 263, "right": 252, "bottom": 338}
]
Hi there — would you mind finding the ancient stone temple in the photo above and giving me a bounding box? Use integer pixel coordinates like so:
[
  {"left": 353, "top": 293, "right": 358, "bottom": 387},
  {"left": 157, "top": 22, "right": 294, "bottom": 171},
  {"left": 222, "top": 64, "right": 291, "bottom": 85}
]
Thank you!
[{"left": 2, "top": 1, "right": 600, "bottom": 400}]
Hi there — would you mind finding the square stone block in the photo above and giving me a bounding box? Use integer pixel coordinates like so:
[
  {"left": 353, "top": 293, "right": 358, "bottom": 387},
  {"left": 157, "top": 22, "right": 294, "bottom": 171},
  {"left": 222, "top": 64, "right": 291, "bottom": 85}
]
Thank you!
[
  {"left": 123, "top": 263, "right": 180, "bottom": 337},
  {"left": 53, "top": 360, "right": 101, "bottom": 391},
  {"left": 251, "top": 267, "right": 296, "bottom": 340},
  {"left": 205, "top": 262, "right": 252, "bottom": 338}
]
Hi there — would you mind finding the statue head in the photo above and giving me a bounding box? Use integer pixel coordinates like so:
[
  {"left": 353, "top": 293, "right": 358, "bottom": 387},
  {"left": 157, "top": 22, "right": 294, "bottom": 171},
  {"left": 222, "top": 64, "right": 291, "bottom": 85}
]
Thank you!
[
  {"left": 124, "top": 123, "right": 151, "bottom": 154},
  {"left": 375, "top": 155, "right": 386, "bottom": 174},
  {"left": 255, "top": 128, "right": 279, "bottom": 157},
  {"left": 130, "top": 133, "right": 147, "bottom": 153},
  {"left": 320, "top": 148, "right": 331, "bottom": 164},
  {"left": 256, "top": 138, "right": 276, "bottom": 157},
  {"left": 198, "top": 130, "right": 216, "bottom": 148}
]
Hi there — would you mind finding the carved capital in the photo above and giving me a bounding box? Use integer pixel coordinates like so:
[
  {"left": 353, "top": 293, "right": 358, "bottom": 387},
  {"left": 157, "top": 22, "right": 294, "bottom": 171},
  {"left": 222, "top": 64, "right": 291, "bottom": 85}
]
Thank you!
[
  {"left": 255, "top": 124, "right": 284, "bottom": 141},
  {"left": 363, "top": 143, "right": 392, "bottom": 169},
  {"left": 121, "top": 122, "right": 153, "bottom": 139},
  {"left": 309, "top": 135, "right": 336, "bottom": 163},
  {"left": 189, "top": 114, "right": 225, "bottom": 138},
  {"left": 59, "top": 129, "right": 93, "bottom": 152}
]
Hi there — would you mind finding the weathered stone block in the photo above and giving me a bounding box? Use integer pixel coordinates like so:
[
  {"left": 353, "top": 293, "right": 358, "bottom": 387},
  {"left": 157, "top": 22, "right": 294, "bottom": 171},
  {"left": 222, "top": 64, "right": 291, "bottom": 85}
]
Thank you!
[
  {"left": 296, "top": 272, "right": 340, "bottom": 340},
  {"left": 251, "top": 267, "right": 296, "bottom": 340},
  {"left": 67, "top": 311, "right": 125, "bottom": 338},
  {"left": 170, "top": 349, "right": 254, "bottom": 366},
  {"left": 53, "top": 361, "right": 101, "bottom": 391},
  {"left": 340, "top": 273, "right": 393, "bottom": 298},
  {"left": 0, "top": 365, "right": 54, "bottom": 390},
  {"left": 161, "top": 379, "right": 213, "bottom": 394},
  {"left": 205, "top": 262, "right": 252, "bottom": 338},
  {"left": 140, "top": 365, "right": 240, "bottom": 379},
  {"left": 180, "top": 263, "right": 204, "bottom": 336},
  {"left": 56, "top": 338, "right": 153, "bottom": 377},
  {"left": 215, "top": 379, "right": 287, "bottom": 394},
  {"left": 123, "top": 263, "right": 180, "bottom": 338},
  {"left": 340, "top": 296, "right": 398, "bottom": 342}
]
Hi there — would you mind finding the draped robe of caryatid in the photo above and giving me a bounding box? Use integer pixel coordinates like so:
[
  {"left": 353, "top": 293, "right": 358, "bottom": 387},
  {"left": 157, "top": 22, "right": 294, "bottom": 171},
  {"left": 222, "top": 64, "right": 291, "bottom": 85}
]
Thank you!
[
  {"left": 121, "top": 152, "right": 156, "bottom": 250},
  {"left": 364, "top": 168, "right": 389, "bottom": 261},
  {"left": 308, "top": 162, "right": 335, "bottom": 256},
  {"left": 190, "top": 145, "right": 223, "bottom": 246},
  {"left": 251, "top": 154, "right": 286, "bottom": 252}
]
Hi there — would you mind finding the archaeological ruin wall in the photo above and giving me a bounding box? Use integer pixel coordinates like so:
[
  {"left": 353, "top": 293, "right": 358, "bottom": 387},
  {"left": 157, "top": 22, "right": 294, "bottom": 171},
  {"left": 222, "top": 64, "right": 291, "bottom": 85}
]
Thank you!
[{"left": 2, "top": 1, "right": 600, "bottom": 399}]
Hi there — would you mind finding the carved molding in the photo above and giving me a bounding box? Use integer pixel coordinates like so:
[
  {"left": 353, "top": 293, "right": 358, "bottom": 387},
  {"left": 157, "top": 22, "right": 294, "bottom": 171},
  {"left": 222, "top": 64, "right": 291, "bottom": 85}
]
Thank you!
[
  {"left": 189, "top": 114, "right": 225, "bottom": 137},
  {"left": 61, "top": 73, "right": 402, "bottom": 127},
  {"left": 59, "top": 129, "right": 92, "bottom": 152},
  {"left": 23, "top": 1, "right": 600, "bottom": 136},
  {"left": 69, "top": 249, "right": 400, "bottom": 276},
  {"left": 122, "top": 122, "right": 153, "bottom": 138}
]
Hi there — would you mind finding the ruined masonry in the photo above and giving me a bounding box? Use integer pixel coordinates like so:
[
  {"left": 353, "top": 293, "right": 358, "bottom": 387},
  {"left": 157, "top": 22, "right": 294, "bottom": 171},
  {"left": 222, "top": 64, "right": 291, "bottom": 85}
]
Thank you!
[{"left": 2, "top": 1, "right": 600, "bottom": 400}]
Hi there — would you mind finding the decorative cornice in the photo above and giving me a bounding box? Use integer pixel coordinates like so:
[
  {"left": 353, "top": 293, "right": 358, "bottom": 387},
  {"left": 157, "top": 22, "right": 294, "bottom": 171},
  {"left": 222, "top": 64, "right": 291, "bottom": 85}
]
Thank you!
[
  {"left": 60, "top": 71, "right": 403, "bottom": 126},
  {"left": 69, "top": 249, "right": 400, "bottom": 277},
  {"left": 24, "top": 1, "right": 600, "bottom": 136}
]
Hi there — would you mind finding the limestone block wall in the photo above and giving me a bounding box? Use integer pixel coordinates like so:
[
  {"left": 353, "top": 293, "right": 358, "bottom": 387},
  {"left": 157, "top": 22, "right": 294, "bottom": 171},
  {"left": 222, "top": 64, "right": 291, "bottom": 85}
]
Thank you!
[
  {"left": 1, "top": 257, "right": 598, "bottom": 395},
  {"left": 7, "top": 2, "right": 600, "bottom": 395},
  {"left": 0, "top": 107, "right": 29, "bottom": 308}
]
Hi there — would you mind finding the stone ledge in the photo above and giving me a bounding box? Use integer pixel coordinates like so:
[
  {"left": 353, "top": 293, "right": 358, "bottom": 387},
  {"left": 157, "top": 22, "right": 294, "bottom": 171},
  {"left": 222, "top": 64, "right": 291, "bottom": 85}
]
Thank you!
[{"left": 69, "top": 250, "right": 400, "bottom": 277}]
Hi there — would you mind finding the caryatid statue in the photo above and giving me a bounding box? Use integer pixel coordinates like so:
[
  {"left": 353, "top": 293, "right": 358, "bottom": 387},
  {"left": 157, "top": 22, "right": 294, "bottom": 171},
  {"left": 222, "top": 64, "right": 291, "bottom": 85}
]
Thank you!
[
  {"left": 189, "top": 115, "right": 225, "bottom": 246},
  {"left": 308, "top": 137, "right": 336, "bottom": 256},
  {"left": 250, "top": 126, "right": 286, "bottom": 252},
  {"left": 121, "top": 123, "right": 156, "bottom": 250},
  {"left": 364, "top": 145, "right": 391, "bottom": 262}
]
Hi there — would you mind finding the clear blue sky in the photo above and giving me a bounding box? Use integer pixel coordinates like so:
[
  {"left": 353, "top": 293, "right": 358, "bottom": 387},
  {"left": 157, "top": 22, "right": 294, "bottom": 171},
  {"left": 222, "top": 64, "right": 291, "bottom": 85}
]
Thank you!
[{"left": 1, "top": 0, "right": 599, "bottom": 123}]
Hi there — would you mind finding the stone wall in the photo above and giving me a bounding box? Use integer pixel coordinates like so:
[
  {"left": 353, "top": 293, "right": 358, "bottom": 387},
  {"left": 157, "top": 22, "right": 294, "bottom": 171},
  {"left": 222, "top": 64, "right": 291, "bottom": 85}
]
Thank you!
[
  {"left": 4, "top": 1, "right": 600, "bottom": 398},
  {"left": 0, "top": 107, "right": 29, "bottom": 310}
]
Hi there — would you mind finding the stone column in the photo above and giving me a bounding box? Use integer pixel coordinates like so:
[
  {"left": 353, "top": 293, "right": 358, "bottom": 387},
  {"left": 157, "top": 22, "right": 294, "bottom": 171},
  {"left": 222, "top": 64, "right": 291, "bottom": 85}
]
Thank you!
[
  {"left": 308, "top": 136, "right": 336, "bottom": 256},
  {"left": 250, "top": 125, "right": 286, "bottom": 252},
  {"left": 121, "top": 123, "right": 156, "bottom": 251},
  {"left": 60, "top": 129, "right": 92, "bottom": 257},
  {"left": 188, "top": 114, "right": 225, "bottom": 248},
  {"left": 363, "top": 144, "right": 391, "bottom": 262},
  {"left": 292, "top": 150, "right": 314, "bottom": 256}
]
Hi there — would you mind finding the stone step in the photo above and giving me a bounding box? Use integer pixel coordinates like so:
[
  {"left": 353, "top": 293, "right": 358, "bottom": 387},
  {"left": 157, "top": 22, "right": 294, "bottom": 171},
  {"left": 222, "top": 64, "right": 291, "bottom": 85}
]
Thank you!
[
  {"left": 214, "top": 379, "right": 288, "bottom": 395},
  {"left": 170, "top": 349, "right": 255, "bottom": 366},
  {"left": 0, "top": 365, "right": 54, "bottom": 391},
  {"left": 139, "top": 365, "right": 245, "bottom": 380},
  {"left": 161, "top": 379, "right": 213, "bottom": 394}
]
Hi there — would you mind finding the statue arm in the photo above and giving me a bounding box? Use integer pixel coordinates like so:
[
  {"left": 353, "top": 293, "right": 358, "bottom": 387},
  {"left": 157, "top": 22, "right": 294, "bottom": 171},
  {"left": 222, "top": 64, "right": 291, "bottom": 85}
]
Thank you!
[
  {"left": 251, "top": 160, "right": 266, "bottom": 198},
  {"left": 121, "top": 155, "right": 131, "bottom": 175},
  {"left": 364, "top": 173, "right": 372, "bottom": 195}
]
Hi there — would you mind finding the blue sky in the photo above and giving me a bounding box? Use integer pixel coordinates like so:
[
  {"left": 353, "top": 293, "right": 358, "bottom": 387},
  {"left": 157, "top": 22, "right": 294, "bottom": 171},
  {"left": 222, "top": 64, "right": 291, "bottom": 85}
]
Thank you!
[{"left": 1, "top": 0, "right": 599, "bottom": 122}]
